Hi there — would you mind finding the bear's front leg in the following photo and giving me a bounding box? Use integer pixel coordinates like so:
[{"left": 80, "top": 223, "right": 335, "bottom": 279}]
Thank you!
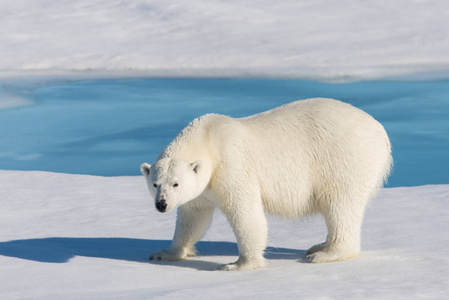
[
  {"left": 217, "top": 189, "right": 268, "bottom": 271},
  {"left": 149, "top": 197, "right": 215, "bottom": 262}
]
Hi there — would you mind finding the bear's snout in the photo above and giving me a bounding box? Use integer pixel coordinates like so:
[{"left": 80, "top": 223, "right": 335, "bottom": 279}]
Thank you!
[{"left": 156, "top": 199, "right": 167, "bottom": 212}]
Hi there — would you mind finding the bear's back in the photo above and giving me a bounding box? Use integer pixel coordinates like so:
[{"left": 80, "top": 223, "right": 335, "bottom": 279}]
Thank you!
[{"left": 240, "top": 98, "right": 389, "bottom": 154}]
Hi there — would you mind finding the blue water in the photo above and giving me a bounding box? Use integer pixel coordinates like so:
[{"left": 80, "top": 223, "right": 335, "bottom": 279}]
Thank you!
[{"left": 1, "top": 78, "right": 448, "bottom": 187}]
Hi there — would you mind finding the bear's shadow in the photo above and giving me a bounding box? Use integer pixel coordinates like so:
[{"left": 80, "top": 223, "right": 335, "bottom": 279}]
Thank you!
[{"left": 0, "top": 237, "right": 306, "bottom": 271}]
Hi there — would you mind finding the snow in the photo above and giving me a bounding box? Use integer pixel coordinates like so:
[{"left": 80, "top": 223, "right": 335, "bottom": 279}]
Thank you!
[
  {"left": 1, "top": 0, "right": 449, "bottom": 81},
  {"left": 0, "top": 170, "right": 448, "bottom": 299}
]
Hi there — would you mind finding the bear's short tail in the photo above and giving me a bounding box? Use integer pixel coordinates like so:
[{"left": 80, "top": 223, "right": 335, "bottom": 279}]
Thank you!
[{"left": 382, "top": 135, "right": 394, "bottom": 185}]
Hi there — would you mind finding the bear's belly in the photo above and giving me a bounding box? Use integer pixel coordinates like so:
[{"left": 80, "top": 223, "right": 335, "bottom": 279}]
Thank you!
[
  {"left": 261, "top": 190, "right": 315, "bottom": 219},
  {"left": 258, "top": 163, "right": 315, "bottom": 219}
]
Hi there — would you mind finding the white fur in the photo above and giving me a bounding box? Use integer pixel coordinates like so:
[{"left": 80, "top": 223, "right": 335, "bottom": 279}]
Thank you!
[{"left": 141, "top": 98, "right": 392, "bottom": 270}]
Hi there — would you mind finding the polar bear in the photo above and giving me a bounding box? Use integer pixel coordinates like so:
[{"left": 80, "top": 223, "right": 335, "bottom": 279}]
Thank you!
[{"left": 140, "top": 98, "right": 392, "bottom": 271}]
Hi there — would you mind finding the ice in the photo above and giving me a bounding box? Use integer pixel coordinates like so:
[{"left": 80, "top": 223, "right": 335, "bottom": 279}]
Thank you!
[{"left": 0, "top": 91, "right": 34, "bottom": 110}]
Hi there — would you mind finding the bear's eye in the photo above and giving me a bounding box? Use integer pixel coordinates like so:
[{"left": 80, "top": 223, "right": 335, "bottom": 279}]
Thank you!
[
  {"left": 173, "top": 183, "right": 179, "bottom": 187},
  {"left": 153, "top": 183, "right": 158, "bottom": 188}
]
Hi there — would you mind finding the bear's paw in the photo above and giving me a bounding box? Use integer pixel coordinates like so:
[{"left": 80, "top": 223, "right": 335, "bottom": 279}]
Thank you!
[
  {"left": 217, "top": 257, "right": 266, "bottom": 271},
  {"left": 306, "top": 249, "right": 359, "bottom": 263}
]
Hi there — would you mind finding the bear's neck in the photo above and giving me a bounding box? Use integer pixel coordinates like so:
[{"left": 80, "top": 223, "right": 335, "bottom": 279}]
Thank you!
[{"left": 159, "top": 114, "right": 220, "bottom": 165}]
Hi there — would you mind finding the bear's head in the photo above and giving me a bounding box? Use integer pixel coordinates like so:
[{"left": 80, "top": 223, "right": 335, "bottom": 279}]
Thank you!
[{"left": 140, "top": 158, "right": 208, "bottom": 213}]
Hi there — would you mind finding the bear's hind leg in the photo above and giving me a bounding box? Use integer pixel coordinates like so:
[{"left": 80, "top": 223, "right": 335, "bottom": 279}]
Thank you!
[{"left": 306, "top": 201, "right": 366, "bottom": 263}]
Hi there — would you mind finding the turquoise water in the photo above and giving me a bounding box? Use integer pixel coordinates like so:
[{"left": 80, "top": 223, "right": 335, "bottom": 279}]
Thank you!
[{"left": 1, "top": 78, "right": 448, "bottom": 187}]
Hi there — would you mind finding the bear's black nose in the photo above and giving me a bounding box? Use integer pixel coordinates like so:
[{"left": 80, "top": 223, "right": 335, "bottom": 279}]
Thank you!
[{"left": 156, "top": 200, "right": 167, "bottom": 212}]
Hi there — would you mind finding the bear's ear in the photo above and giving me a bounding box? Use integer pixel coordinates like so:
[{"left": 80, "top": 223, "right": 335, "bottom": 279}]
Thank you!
[
  {"left": 191, "top": 160, "right": 202, "bottom": 174},
  {"left": 140, "top": 163, "right": 152, "bottom": 177}
]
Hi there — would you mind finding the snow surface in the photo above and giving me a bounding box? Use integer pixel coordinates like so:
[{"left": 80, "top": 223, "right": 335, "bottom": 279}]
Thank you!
[
  {"left": 0, "top": 171, "right": 448, "bottom": 299},
  {"left": 1, "top": 0, "right": 449, "bottom": 81}
]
